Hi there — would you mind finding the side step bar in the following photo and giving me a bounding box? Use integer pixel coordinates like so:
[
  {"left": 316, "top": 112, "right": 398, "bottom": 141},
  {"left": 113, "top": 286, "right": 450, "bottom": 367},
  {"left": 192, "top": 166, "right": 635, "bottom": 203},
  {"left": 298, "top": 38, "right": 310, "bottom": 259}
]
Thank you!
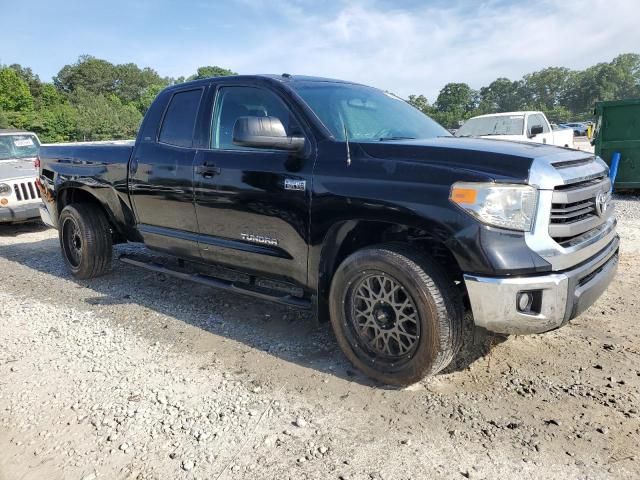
[{"left": 119, "top": 254, "right": 312, "bottom": 310}]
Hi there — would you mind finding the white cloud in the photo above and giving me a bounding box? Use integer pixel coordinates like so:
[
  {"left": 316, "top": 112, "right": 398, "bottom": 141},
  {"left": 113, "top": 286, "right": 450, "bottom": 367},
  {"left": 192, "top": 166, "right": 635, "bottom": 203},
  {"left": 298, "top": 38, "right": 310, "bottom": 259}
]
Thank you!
[{"left": 178, "top": 0, "right": 640, "bottom": 100}]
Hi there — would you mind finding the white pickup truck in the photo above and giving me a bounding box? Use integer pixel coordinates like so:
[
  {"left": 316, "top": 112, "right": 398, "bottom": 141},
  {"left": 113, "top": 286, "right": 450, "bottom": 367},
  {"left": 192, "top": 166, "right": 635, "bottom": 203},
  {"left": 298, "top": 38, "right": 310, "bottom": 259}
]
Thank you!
[
  {"left": 0, "top": 129, "right": 42, "bottom": 224},
  {"left": 455, "top": 111, "right": 575, "bottom": 148}
]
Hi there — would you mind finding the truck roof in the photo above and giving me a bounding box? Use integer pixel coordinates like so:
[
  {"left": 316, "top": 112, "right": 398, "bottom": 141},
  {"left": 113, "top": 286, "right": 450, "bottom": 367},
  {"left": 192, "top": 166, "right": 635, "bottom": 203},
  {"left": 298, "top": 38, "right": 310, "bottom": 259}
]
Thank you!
[
  {"left": 470, "top": 111, "right": 543, "bottom": 118},
  {"left": 165, "top": 74, "right": 362, "bottom": 92}
]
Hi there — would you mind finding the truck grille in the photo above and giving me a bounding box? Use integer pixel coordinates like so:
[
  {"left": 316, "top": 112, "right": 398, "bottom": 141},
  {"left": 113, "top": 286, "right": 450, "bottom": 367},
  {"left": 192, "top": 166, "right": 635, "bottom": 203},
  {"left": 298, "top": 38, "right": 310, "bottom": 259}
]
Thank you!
[
  {"left": 549, "top": 175, "right": 611, "bottom": 246},
  {"left": 12, "top": 181, "right": 40, "bottom": 202}
]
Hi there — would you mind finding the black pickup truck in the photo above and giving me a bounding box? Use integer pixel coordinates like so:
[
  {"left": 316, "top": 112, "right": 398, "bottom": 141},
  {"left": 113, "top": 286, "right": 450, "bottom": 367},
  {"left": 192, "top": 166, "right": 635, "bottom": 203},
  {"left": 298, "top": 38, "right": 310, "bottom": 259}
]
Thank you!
[{"left": 37, "top": 74, "right": 619, "bottom": 385}]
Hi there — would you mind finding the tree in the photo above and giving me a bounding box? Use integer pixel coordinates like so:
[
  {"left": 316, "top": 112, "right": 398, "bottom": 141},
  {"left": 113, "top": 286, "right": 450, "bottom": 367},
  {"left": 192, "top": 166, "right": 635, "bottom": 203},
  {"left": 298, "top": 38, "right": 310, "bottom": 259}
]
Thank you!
[
  {"left": 0, "top": 109, "right": 9, "bottom": 129},
  {"left": 0, "top": 68, "right": 34, "bottom": 112},
  {"left": 478, "top": 78, "right": 523, "bottom": 113},
  {"left": 562, "top": 53, "right": 640, "bottom": 118},
  {"left": 520, "top": 67, "right": 574, "bottom": 111},
  {"left": 36, "top": 103, "right": 79, "bottom": 143},
  {"left": 435, "top": 83, "right": 476, "bottom": 113},
  {"left": 54, "top": 55, "right": 119, "bottom": 96},
  {"left": 407, "top": 94, "right": 431, "bottom": 114},
  {"left": 188, "top": 66, "right": 236, "bottom": 81},
  {"left": 433, "top": 83, "right": 478, "bottom": 128},
  {"left": 114, "top": 63, "right": 166, "bottom": 104},
  {"left": 136, "top": 83, "right": 167, "bottom": 114},
  {"left": 72, "top": 88, "right": 141, "bottom": 141},
  {"left": 8, "top": 63, "right": 43, "bottom": 100},
  {"left": 54, "top": 56, "right": 168, "bottom": 108}
]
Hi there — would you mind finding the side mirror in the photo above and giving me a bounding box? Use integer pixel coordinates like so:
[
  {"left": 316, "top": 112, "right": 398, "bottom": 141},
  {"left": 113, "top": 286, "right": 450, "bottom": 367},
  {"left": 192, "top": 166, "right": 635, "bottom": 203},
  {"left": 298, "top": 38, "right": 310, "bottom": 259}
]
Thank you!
[
  {"left": 529, "top": 125, "right": 544, "bottom": 137},
  {"left": 232, "top": 116, "right": 305, "bottom": 152}
]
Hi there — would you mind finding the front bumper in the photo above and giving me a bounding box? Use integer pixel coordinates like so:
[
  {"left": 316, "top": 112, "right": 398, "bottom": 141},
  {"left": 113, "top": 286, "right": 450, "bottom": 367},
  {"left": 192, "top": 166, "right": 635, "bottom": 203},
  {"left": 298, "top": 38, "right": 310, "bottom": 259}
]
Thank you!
[
  {"left": 464, "top": 235, "right": 619, "bottom": 334},
  {"left": 0, "top": 202, "right": 42, "bottom": 223}
]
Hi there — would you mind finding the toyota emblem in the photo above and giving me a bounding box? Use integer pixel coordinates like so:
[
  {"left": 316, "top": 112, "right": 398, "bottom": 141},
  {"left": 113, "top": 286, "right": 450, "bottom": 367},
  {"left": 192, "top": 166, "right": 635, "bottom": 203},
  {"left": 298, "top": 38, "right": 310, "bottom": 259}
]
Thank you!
[{"left": 595, "top": 191, "right": 611, "bottom": 217}]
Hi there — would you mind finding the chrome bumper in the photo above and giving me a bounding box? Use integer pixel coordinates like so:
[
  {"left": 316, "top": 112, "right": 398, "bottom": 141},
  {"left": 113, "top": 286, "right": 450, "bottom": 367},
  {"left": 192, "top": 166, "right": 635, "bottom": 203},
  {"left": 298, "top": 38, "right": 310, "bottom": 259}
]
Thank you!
[{"left": 464, "top": 236, "right": 619, "bottom": 334}]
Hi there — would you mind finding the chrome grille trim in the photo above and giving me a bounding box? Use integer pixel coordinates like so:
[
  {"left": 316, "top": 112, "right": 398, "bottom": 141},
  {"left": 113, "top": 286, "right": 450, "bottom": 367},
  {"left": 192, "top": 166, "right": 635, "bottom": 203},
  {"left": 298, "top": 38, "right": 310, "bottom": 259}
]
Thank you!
[
  {"left": 549, "top": 176, "right": 611, "bottom": 242},
  {"left": 525, "top": 154, "right": 616, "bottom": 271}
]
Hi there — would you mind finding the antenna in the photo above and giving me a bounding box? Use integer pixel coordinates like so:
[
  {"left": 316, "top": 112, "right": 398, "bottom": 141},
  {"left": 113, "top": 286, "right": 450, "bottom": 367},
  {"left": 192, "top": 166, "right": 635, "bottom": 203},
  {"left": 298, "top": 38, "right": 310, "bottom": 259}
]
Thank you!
[{"left": 343, "top": 122, "right": 351, "bottom": 167}]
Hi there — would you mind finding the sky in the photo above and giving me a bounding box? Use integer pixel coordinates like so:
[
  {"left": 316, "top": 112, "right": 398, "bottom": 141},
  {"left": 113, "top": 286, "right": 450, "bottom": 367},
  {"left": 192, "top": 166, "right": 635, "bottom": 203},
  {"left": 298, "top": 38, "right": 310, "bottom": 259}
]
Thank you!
[{"left": 1, "top": 0, "right": 639, "bottom": 100}]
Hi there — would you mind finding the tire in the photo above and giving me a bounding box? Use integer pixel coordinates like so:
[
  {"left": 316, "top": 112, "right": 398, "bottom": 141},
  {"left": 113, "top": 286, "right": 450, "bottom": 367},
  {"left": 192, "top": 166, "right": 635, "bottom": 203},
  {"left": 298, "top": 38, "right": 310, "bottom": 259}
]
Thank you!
[
  {"left": 329, "top": 243, "right": 462, "bottom": 385},
  {"left": 58, "top": 203, "right": 113, "bottom": 279}
]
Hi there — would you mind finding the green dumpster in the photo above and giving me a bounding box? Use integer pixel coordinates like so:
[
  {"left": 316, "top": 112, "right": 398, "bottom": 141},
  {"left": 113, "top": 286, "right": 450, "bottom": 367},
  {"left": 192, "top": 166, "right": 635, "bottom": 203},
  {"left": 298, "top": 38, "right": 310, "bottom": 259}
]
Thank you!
[{"left": 593, "top": 98, "right": 640, "bottom": 190}]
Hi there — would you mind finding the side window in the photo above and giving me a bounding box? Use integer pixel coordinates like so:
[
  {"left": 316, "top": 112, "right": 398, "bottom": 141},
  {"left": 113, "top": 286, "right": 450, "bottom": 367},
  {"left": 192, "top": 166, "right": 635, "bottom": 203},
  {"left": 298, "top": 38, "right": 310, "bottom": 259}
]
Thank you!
[
  {"left": 527, "top": 114, "right": 548, "bottom": 133},
  {"left": 159, "top": 89, "right": 203, "bottom": 147},
  {"left": 537, "top": 114, "right": 550, "bottom": 133},
  {"left": 212, "top": 86, "right": 299, "bottom": 150}
]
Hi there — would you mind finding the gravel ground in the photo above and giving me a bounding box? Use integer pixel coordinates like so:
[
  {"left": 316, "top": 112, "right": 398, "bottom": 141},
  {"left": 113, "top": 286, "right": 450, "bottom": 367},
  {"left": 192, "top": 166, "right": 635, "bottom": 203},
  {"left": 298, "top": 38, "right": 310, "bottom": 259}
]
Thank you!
[{"left": 1, "top": 195, "right": 639, "bottom": 480}]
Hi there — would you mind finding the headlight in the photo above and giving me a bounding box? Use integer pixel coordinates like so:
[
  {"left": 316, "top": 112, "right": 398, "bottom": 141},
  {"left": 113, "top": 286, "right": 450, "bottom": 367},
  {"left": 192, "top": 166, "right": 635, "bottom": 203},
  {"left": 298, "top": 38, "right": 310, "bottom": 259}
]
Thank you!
[
  {"left": 0, "top": 183, "right": 11, "bottom": 195},
  {"left": 450, "top": 182, "right": 538, "bottom": 231}
]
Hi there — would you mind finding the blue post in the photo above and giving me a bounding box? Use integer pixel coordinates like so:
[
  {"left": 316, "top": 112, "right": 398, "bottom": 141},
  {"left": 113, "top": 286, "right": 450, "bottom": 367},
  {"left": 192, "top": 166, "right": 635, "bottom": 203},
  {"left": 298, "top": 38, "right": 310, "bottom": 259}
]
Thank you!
[{"left": 609, "top": 152, "right": 620, "bottom": 189}]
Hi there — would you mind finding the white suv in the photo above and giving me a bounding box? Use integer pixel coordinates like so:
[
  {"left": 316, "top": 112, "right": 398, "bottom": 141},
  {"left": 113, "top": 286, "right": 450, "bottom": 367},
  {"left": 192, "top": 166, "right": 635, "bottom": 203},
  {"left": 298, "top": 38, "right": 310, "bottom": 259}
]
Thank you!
[{"left": 0, "top": 129, "right": 42, "bottom": 224}]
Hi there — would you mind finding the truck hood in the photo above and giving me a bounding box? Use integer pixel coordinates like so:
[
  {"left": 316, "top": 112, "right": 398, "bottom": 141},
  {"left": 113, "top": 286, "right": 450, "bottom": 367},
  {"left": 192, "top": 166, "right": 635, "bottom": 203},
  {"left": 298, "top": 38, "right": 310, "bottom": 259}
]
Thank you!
[
  {"left": 357, "top": 136, "right": 570, "bottom": 183},
  {"left": 0, "top": 158, "right": 37, "bottom": 182}
]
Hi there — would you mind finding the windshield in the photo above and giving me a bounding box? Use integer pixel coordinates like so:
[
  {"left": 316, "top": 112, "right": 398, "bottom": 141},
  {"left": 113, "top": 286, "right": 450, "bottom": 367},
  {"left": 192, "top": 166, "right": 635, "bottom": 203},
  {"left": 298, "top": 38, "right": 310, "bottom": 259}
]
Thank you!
[
  {"left": 291, "top": 83, "right": 450, "bottom": 142},
  {"left": 0, "top": 134, "right": 40, "bottom": 160},
  {"left": 455, "top": 115, "right": 524, "bottom": 137}
]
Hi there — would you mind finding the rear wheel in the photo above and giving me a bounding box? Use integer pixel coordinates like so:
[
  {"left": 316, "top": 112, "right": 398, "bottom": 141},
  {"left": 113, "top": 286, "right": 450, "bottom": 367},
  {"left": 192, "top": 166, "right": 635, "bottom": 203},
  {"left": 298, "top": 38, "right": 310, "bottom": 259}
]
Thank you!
[
  {"left": 329, "top": 244, "right": 462, "bottom": 385},
  {"left": 59, "top": 203, "right": 113, "bottom": 279}
]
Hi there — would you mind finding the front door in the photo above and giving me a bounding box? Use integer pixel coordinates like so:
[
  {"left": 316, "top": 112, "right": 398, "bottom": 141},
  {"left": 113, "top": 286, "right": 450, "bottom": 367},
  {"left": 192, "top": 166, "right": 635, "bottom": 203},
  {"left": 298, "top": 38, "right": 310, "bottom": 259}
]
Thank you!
[
  {"left": 526, "top": 113, "right": 554, "bottom": 145},
  {"left": 193, "top": 85, "right": 313, "bottom": 286},
  {"left": 129, "top": 88, "right": 204, "bottom": 259}
]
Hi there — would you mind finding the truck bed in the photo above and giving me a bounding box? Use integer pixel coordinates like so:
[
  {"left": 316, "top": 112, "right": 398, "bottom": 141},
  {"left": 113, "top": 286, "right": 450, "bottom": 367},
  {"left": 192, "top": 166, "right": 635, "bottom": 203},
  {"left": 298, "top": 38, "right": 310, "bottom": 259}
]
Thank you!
[
  {"left": 38, "top": 141, "right": 137, "bottom": 236},
  {"left": 39, "top": 141, "right": 134, "bottom": 185}
]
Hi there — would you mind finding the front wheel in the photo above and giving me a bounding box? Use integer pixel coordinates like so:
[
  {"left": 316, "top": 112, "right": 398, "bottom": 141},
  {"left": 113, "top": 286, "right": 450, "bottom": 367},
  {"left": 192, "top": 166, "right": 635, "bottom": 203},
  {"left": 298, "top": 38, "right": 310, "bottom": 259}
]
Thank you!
[
  {"left": 329, "top": 244, "right": 462, "bottom": 385},
  {"left": 59, "top": 203, "right": 113, "bottom": 279}
]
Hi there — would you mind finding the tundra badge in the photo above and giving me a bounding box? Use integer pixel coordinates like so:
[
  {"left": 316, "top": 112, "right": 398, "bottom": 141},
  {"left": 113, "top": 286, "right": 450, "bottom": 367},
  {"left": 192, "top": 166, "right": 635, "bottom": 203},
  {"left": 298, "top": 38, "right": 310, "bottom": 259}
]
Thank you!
[
  {"left": 284, "top": 179, "right": 306, "bottom": 191},
  {"left": 240, "top": 233, "right": 279, "bottom": 246}
]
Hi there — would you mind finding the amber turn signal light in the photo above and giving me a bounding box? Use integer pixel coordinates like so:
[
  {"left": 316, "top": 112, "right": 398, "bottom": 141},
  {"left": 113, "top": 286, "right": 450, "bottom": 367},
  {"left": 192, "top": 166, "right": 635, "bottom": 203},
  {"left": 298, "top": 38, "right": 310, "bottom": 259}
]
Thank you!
[{"left": 450, "top": 187, "right": 477, "bottom": 205}]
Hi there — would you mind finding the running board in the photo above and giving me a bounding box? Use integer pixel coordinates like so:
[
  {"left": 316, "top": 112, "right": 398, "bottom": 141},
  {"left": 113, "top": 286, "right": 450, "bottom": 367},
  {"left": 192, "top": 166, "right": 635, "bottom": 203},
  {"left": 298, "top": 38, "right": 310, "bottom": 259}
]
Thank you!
[{"left": 119, "top": 254, "right": 312, "bottom": 310}]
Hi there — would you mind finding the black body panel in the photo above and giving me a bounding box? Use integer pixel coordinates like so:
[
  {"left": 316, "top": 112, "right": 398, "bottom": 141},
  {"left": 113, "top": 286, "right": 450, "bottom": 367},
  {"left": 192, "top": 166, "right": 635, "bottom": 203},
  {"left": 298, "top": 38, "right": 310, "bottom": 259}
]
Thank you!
[{"left": 38, "top": 74, "right": 574, "bottom": 302}]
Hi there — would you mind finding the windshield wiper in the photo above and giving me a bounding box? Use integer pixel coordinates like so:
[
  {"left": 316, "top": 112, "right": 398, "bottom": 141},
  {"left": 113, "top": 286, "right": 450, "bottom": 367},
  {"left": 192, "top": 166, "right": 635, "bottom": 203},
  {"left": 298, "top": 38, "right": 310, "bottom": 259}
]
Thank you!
[{"left": 378, "top": 136, "right": 416, "bottom": 141}]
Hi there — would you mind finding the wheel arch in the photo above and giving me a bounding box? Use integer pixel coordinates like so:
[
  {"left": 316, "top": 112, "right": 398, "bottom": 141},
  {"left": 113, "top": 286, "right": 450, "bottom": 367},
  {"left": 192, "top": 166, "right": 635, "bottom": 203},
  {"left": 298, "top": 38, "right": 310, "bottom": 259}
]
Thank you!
[
  {"left": 312, "top": 218, "right": 464, "bottom": 323},
  {"left": 56, "top": 185, "right": 134, "bottom": 243}
]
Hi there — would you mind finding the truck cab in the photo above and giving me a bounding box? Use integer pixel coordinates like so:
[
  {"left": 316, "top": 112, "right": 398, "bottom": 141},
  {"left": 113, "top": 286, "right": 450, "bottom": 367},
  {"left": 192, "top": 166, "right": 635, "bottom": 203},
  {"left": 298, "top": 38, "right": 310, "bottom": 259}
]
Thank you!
[{"left": 456, "top": 111, "right": 575, "bottom": 148}]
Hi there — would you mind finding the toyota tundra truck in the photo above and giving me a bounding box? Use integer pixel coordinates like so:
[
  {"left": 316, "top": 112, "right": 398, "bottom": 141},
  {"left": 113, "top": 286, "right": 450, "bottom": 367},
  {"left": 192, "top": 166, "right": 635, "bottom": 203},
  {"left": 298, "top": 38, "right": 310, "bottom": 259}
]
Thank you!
[{"left": 37, "top": 75, "right": 619, "bottom": 385}]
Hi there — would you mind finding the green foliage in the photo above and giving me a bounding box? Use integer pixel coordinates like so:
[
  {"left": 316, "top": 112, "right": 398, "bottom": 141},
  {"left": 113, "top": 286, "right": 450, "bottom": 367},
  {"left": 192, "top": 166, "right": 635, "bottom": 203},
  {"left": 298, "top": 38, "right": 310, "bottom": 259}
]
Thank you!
[
  {"left": 188, "top": 66, "right": 237, "bottom": 81},
  {"left": 0, "top": 53, "right": 637, "bottom": 142},
  {"left": 72, "top": 88, "right": 142, "bottom": 141},
  {"left": 0, "top": 55, "right": 235, "bottom": 142},
  {"left": 0, "top": 68, "right": 34, "bottom": 112},
  {"left": 477, "top": 78, "right": 523, "bottom": 113},
  {"left": 0, "top": 109, "right": 9, "bottom": 128},
  {"left": 414, "top": 53, "right": 640, "bottom": 127},
  {"left": 407, "top": 94, "right": 430, "bottom": 112}
]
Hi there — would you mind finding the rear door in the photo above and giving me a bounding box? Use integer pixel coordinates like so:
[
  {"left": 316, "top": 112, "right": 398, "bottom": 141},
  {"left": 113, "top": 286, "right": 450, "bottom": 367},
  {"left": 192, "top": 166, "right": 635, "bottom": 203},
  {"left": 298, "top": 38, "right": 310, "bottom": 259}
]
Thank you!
[
  {"left": 193, "top": 84, "right": 313, "bottom": 286},
  {"left": 129, "top": 88, "right": 204, "bottom": 258}
]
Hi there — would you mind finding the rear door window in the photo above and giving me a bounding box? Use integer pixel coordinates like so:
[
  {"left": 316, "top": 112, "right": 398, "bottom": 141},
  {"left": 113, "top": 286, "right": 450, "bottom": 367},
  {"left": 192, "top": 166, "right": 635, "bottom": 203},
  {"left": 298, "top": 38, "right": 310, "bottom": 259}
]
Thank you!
[{"left": 159, "top": 89, "right": 203, "bottom": 148}]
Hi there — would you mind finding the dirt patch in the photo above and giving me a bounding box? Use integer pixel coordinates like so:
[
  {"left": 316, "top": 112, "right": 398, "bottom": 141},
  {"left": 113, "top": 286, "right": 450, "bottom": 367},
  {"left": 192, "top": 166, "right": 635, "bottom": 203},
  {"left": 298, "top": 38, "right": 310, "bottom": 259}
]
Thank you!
[{"left": 1, "top": 204, "right": 639, "bottom": 479}]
